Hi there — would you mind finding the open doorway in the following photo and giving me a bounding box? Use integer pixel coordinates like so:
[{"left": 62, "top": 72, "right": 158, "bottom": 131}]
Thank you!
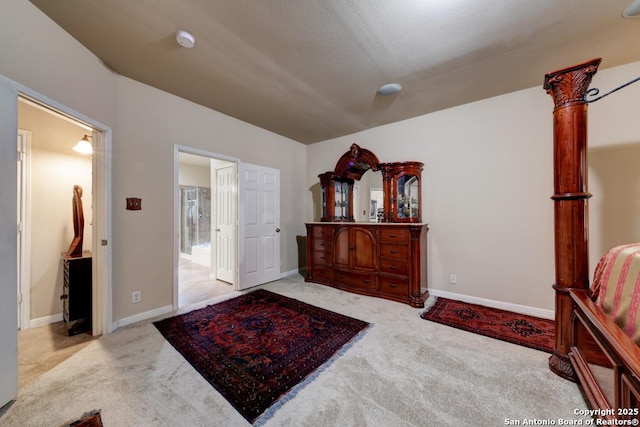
[
  {"left": 16, "top": 96, "right": 108, "bottom": 388},
  {"left": 176, "top": 148, "right": 239, "bottom": 308}
]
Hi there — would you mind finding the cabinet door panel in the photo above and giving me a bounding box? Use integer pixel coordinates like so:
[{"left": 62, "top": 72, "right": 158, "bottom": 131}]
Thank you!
[
  {"left": 353, "top": 228, "right": 376, "bottom": 270},
  {"left": 334, "top": 228, "right": 350, "bottom": 267}
]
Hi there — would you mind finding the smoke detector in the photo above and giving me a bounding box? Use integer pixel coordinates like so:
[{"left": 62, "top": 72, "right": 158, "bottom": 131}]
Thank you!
[
  {"left": 376, "top": 83, "right": 402, "bottom": 97},
  {"left": 176, "top": 30, "right": 195, "bottom": 48},
  {"left": 624, "top": 0, "right": 640, "bottom": 17}
]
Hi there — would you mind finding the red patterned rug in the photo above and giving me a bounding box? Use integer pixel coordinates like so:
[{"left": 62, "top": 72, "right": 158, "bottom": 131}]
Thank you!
[
  {"left": 421, "top": 298, "right": 554, "bottom": 353},
  {"left": 68, "top": 410, "right": 102, "bottom": 427},
  {"left": 154, "top": 289, "right": 369, "bottom": 424}
]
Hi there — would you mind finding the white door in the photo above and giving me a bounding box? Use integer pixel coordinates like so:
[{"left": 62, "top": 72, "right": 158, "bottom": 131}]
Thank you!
[
  {"left": 215, "top": 165, "right": 236, "bottom": 284},
  {"left": 238, "top": 163, "right": 280, "bottom": 290}
]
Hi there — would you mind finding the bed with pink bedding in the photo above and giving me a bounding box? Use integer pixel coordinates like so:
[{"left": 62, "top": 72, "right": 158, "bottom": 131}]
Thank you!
[
  {"left": 590, "top": 243, "right": 640, "bottom": 344},
  {"left": 569, "top": 244, "right": 640, "bottom": 421}
]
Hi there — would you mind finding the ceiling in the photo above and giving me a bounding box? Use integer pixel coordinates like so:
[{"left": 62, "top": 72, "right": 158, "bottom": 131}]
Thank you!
[{"left": 29, "top": 0, "right": 640, "bottom": 144}]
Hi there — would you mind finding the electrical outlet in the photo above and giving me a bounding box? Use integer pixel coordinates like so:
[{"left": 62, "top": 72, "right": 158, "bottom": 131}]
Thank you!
[
  {"left": 449, "top": 274, "right": 457, "bottom": 285},
  {"left": 132, "top": 291, "right": 142, "bottom": 304}
]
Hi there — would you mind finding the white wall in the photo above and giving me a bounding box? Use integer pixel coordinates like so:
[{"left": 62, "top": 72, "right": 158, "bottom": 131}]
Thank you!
[
  {"left": 0, "top": 69, "right": 19, "bottom": 408},
  {"left": 179, "top": 162, "right": 211, "bottom": 188},
  {"left": 308, "top": 60, "right": 640, "bottom": 312},
  {"left": 0, "top": 0, "right": 307, "bottom": 327},
  {"left": 587, "top": 61, "right": 640, "bottom": 269},
  {"left": 112, "top": 77, "right": 307, "bottom": 319}
]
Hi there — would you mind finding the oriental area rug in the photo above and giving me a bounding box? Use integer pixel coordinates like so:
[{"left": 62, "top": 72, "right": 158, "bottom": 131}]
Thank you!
[
  {"left": 154, "top": 289, "right": 370, "bottom": 424},
  {"left": 68, "top": 410, "right": 102, "bottom": 427},
  {"left": 421, "top": 297, "right": 554, "bottom": 353}
]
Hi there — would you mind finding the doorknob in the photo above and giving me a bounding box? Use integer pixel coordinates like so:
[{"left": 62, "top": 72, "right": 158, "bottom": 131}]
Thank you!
[
  {"left": 215, "top": 229, "right": 221, "bottom": 232},
  {"left": 276, "top": 228, "right": 281, "bottom": 233}
]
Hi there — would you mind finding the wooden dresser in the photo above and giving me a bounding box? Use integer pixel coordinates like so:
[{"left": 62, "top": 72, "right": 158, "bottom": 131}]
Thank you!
[{"left": 305, "top": 222, "right": 428, "bottom": 307}]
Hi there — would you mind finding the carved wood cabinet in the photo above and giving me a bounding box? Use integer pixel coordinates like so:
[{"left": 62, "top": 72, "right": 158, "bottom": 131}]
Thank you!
[
  {"left": 380, "top": 162, "right": 423, "bottom": 223},
  {"left": 308, "top": 144, "right": 429, "bottom": 307},
  {"left": 318, "top": 145, "right": 423, "bottom": 224},
  {"left": 305, "top": 222, "right": 428, "bottom": 307},
  {"left": 319, "top": 172, "right": 354, "bottom": 222}
]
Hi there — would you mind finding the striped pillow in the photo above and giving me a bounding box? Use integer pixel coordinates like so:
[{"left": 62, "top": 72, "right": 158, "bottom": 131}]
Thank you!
[{"left": 592, "top": 243, "right": 640, "bottom": 345}]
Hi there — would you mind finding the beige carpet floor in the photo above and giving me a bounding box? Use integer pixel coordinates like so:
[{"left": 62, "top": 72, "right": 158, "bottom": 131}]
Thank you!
[{"left": 0, "top": 275, "right": 590, "bottom": 426}]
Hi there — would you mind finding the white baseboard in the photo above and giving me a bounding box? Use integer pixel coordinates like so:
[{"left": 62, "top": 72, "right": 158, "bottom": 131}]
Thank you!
[
  {"left": 29, "top": 313, "right": 63, "bottom": 328},
  {"left": 281, "top": 268, "right": 303, "bottom": 278},
  {"left": 428, "top": 289, "right": 554, "bottom": 320},
  {"left": 112, "top": 305, "right": 174, "bottom": 330}
]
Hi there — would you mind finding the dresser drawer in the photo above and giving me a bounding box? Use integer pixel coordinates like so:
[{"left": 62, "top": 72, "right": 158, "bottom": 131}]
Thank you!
[
  {"left": 379, "top": 243, "right": 409, "bottom": 259},
  {"left": 313, "top": 238, "right": 332, "bottom": 252},
  {"left": 335, "top": 271, "right": 376, "bottom": 290},
  {"left": 312, "top": 226, "right": 333, "bottom": 239},
  {"left": 312, "top": 250, "right": 332, "bottom": 265},
  {"left": 379, "top": 228, "right": 409, "bottom": 243},
  {"left": 379, "top": 276, "right": 409, "bottom": 297},
  {"left": 312, "top": 266, "right": 334, "bottom": 281},
  {"left": 379, "top": 258, "right": 408, "bottom": 276}
]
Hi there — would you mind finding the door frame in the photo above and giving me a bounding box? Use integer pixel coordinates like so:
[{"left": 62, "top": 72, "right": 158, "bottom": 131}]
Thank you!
[
  {"left": 0, "top": 73, "right": 112, "bottom": 407},
  {"left": 16, "top": 129, "right": 31, "bottom": 330},
  {"left": 15, "top": 94, "right": 113, "bottom": 336},
  {"left": 173, "top": 145, "right": 240, "bottom": 310}
]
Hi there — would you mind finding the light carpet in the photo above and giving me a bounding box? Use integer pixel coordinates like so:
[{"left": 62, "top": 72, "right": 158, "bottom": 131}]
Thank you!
[{"left": 0, "top": 275, "right": 589, "bottom": 426}]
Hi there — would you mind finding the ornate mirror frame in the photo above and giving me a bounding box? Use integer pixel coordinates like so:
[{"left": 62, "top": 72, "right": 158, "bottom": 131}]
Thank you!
[{"left": 318, "top": 144, "right": 423, "bottom": 223}]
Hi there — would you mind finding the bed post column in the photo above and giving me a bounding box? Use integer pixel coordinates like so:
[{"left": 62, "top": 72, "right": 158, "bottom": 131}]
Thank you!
[{"left": 543, "top": 58, "right": 601, "bottom": 381}]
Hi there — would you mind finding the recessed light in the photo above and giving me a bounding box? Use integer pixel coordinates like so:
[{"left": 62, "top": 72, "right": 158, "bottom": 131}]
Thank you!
[
  {"left": 176, "top": 30, "right": 196, "bottom": 48},
  {"left": 376, "top": 83, "right": 402, "bottom": 97}
]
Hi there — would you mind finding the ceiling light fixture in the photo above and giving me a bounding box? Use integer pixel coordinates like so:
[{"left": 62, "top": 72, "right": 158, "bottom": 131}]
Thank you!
[
  {"left": 376, "top": 83, "right": 402, "bottom": 97},
  {"left": 176, "top": 30, "right": 196, "bottom": 48},
  {"left": 624, "top": 0, "right": 640, "bottom": 17},
  {"left": 73, "top": 135, "right": 93, "bottom": 154}
]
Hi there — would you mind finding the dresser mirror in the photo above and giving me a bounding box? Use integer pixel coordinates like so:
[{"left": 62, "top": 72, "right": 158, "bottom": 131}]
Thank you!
[
  {"left": 318, "top": 144, "right": 422, "bottom": 223},
  {"left": 369, "top": 187, "right": 383, "bottom": 222}
]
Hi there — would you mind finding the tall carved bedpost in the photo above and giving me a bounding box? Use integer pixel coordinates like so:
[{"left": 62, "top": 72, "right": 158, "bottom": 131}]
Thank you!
[{"left": 543, "top": 58, "right": 601, "bottom": 380}]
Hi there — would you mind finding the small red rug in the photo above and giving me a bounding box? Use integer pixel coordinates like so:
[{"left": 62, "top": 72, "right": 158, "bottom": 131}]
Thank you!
[
  {"left": 421, "top": 298, "right": 554, "bottom": 353},
  {"left": 154, "top": 289, "right": 369, "bottom": 424},
  {"left": 68, "top": 410, "right": 102, "bottom": 427}
]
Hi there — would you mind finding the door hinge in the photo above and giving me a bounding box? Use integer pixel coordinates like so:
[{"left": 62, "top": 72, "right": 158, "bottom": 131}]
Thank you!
[
  {"left": 17, "top": 292, "right": 22, "bottom": 304},
  {"left": 17, "top": 222, "right": 23, "bottom": 233}
]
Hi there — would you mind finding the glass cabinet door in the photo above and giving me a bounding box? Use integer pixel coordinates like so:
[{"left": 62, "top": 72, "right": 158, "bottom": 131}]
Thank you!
[
  {"left": 381, "top": 161, "right": 422, "bottom": 223},
  {"left": 335, "top": 181, "right": 350, "bottom": 220},
  {"left": 318, "top": 171, "right": 354, "bottom": 222},
  {"left": 396, "top": 174, "right": 419, "bottom": 220}
]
